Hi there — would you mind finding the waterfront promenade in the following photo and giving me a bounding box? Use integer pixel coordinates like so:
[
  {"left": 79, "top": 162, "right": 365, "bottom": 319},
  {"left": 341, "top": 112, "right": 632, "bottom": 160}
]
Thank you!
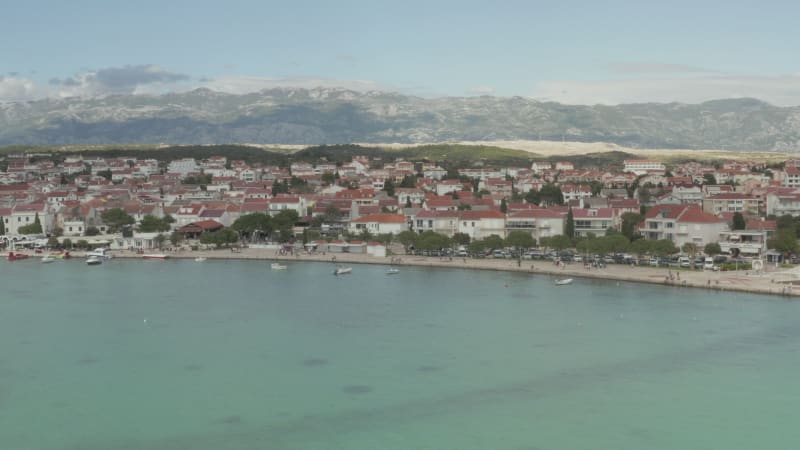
[{"left": 104, "top": 247, "right": 800, "bottom": 298}]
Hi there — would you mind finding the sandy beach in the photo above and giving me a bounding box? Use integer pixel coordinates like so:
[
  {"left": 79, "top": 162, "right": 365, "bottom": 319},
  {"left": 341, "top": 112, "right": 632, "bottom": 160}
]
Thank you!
[{"left": 100, "top": 247, "right": 800, "bottom": 298}]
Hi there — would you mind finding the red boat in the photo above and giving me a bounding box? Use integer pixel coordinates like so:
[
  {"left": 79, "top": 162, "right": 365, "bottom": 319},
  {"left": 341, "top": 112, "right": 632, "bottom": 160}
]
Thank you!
[{"left": 8, "top": 252, "right": 30, "bottom": 261}]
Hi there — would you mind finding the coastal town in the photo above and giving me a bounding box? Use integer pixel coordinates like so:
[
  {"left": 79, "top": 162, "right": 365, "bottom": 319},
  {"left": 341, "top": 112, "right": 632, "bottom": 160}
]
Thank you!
[{"left": 1, "top": 149, "right": 799, "bottom": 274}]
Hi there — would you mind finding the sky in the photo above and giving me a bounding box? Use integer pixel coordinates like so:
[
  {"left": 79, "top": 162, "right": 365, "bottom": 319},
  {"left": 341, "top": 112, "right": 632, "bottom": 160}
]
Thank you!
[{"left": 2, "top": 0, "right": 800, "bottom": 105}]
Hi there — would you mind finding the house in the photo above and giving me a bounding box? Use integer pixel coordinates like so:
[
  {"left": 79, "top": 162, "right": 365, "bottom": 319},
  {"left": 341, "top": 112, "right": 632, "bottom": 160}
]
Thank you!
[
  {"left": 571, "top": 208, "right": 614, "bottom": 237},
  {"left": 702, "top": 193, "right": 762, "bottom": 216},
  {"left": 348, "top": 213, "right": 408, "bottom": 235},
  {"left": 457, "top": 210, "right": 506, "bottom": 239},
  {"left": 717, "top": 230, "right": 767, "bottom": 257},
  {"left": 435, "top": 180, "right": 462, "bottom": 196},
  {"left": 506, "top": 209, "right": 564, "bottom": 243},
  {"left": 177, "top": 220, "right": 225, "bottom": 239},
  {"left": 624, "top": 160, "right": 665, "bottom": 176},
  {"left": 268, "top": 196, "right": 306, "bottom": 217},
  {"left": 643, "top": 204, "right": 729, "bottom": 248},
  {"left": 412, "top": 210, "right": 459, "bottom": 236}
]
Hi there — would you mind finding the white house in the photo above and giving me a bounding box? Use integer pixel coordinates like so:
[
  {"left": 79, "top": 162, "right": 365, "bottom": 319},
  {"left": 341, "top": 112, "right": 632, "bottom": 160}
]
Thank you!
[
  {"left": 348, "top": 213, "right": 408, "bottom": 235},
  {"left": 457, "top": 210, "right": 506, "bottom": 239}
]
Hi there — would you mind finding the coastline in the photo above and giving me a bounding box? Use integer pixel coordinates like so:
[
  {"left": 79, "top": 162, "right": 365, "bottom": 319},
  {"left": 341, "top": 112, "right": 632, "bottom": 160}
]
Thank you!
[{"left": 104, "top": 248, "right": 799, "bottom": 298}]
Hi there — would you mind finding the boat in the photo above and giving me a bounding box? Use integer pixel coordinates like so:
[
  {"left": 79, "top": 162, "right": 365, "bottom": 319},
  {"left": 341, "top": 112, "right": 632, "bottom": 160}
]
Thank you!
[
  {"left": 271, "top": 263, "right": 287, "bottom": 270},
  {"left": 7, "top": 252, "right": 29, "bottom": 261},
  {"left": 86, "top": 248, "right": 113, "bottom": 259},
  {"left": 386, "top": 268, "right": 400, "bottom": 275},
  {"left": 142, "top": 253, "right": 168, "bottom": 260},
  {"left": 333, "top": 267, "right": 352, "bottom": 276},
  {"left": 555, "top": 278, "right": 573, "bottom": 286},
  {"left": 41, "top": 255, "right": 55, "bottom": 264},
  {"left": 194, "top": 257, "right": 207, "bottom": 262},
  {"left": 86, "top": 256, "right": 102, "bottom": 265}
]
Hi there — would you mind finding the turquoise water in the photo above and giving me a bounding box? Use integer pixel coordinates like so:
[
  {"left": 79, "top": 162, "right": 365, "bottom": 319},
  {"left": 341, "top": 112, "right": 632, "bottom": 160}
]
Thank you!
[{"left": 1, "top": 258, "right": 799, "bottom": 450}]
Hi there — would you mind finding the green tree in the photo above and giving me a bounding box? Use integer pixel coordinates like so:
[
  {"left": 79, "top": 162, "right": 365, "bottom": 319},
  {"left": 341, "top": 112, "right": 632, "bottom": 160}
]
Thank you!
[
  {"left": 85, "top": 227, "right": 100, "bottom": 236},
  {"left": 544, "top": 234, "right": 572, "bottom": 251},
  {"left": 97, "top": 169, "right": 113, "bottom": 181},
  {"left": 383, "top": 178, "right": 396, "bottom": 197},
  {"left": 405, "top": 197, "right": 412, "bottom": 208},
  {"left": 47, "top": 236, "right": 59, "bottom": 248},
  {"left": 63, "top": 238, "right": 73, "bottom": 250},
  {"left": 137, "top": 215, "right": 171, "bottom": 233},
  {"left": 629, "top": 239, "right": 652, "bottom": 257},
  {"left": 231, "top": 213, "right": 273, "bottom": 240},
  {"left": 18, "top": 223, "right": 43, "bottom": 234},
  {"left": 200, "top": 228, "right": 239, "bottom": 248},
  {"left": 500, "top": 198, "right": 508, "bottom": 213},
  {"left": 620, "top": 212, "right": 644, "bottom": 240},
  {"left": 452, "top": 232, "right": 471, "bottom": 246},
  {"left": 652, "top": 239, "right": 678, "bottom": 256},
  {"left": 768, "top": 228, "right": 799, "bottom": 254},
  {"left": 704, "top": 242, "right": 722, "bottom": 256},
  {"left": 396, "top": 230, "right": 418, "bottom": 252},
  {"left": 703, "top": 173, "right": 717, "bottom": 185},
  {"left": 565, "top": 207, "right": 575, "bottom": 238},
  {"left": 0, "top": 216, "right": 4, "bottom": 235},
  {"left": 732, "top": 212, "right": 746, "bottom": 230},
  {"left": 321, "top": 172, "right": 336, "bottom": 185},
  {"left": 153, "top": 233, "right": 167, "bottom": 249},
  {"left": 528, "top": 184, "right": 564, "bottom": 206},
  {"left": 101, "top": 208, "right": 135, "bottom": 233},
  {"left": 416, "top": 231, "right": 451, "bottom": 251},
  {"left": 505, "top": 231, "right": 535, "bottom": 252},
  {"left": 169, "top": 231, "right": 183, "bottom": 247},
  {"left": 483, "top": 234, "right": 505, "bottom": 250},
  {"left": 272, "top": 210, "right": 299, "bottom": 235},
  {"left": 399, "top": 175, "right": 417, "bottom": 188}
]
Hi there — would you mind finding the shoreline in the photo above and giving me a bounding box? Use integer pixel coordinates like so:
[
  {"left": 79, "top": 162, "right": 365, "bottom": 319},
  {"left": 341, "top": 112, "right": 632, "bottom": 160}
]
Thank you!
[{"left": 104, "top": 248, "right": 799, "bottom": 298}]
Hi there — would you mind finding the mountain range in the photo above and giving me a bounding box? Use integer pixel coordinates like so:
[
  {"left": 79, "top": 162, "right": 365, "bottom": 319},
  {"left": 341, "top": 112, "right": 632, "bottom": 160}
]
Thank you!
[{"left": 1, "top": 88, "right": 799, "bottom": 151}]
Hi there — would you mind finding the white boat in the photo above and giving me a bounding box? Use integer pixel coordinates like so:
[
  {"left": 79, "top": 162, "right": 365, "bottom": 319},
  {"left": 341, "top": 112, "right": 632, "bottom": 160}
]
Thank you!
[
  {"left": 86, "top": 256, "right": 102, "bottom": 265},
  {"left": 271, "top": 263, "right": 287, "bottom": 270},
  {"left": 555, "top": 278, "right": 573, "bottom": 286},
  {"left": 86, "top": 248, "right": 113, "bottom": 259},
  {"left": 333, "top": 267, "right": 352, "bottom": 276},
  {"left": 41, "top": 255, "right": 55, "bottom": 264},
  {"left": 142, "top": 253, "right": 168, "bottom": 260},
  {"left": 194, "top": 257, "right": 207, "bottom": 262},
  {"left": 386, "top": 268, "right": 400, "bottom": 275}
]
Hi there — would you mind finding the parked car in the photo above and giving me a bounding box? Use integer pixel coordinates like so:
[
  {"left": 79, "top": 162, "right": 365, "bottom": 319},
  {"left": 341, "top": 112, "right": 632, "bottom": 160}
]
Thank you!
[
  {"left": 703, "top": 257, "right": 716, "bottom": 270},
  {"left": 678, "top": 256, "right": 691, "bottom": 268}
]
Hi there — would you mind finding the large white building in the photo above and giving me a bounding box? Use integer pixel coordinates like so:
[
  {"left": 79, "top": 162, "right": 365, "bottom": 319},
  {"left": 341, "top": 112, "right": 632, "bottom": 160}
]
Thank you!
[{"left": 624, "top": 160, "right": 666, "bottom": 176}]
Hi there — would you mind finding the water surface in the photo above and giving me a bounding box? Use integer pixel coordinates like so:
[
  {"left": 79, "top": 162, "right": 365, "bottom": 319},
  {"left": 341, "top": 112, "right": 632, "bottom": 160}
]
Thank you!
[{"left": 1, "top": 259, "right": 797, "bottom": 449}]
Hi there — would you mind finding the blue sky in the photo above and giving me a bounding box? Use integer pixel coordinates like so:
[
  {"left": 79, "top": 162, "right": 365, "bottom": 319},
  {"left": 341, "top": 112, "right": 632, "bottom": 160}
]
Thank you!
[{"left": 2, "top": 0, "right": 799, "bottom": 104}]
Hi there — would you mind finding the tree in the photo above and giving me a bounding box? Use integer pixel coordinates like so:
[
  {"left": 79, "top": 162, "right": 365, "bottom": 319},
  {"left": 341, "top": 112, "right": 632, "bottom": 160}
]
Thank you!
[
  {"left": 545, "top": 234, "right": 572, "bottom": 251},
  {"left": 565, "top": 208, "right": 575, "bottom": 238},
  {"left": 703, "top": 242, "right": 721, "bottom": 256},
  {"left": 505, "top": 231, "right": 535, "bottom": 249},
  {"left": 383, "top": 178, "right": 395, "bottom": 197},
  {"left": 52, "top": 227, "right": 63, "bottom": 237},
  {"left": 0, "top": 217, "right": 5, "bottom": 235},
  {"left": 399, "top": 175, "right": 417, "bottom": 188},
  {"left": 85, "top": 227, "right": 100, "bottom": 236},
  {"left": 703, "top": 173, "right": 717, "bottom": 185},
  {"left": 652, "top": 239, "right": 678, "bottom": 256},
  {"left": 18, "top": 223, "right": 43, "bottom": 234},
  {"left": 452, "top": 232, "right": 471, "bottom": 246},
  {"left": 137, "top": 215, "right": 171, "bottom": 233},
  {"left": 272, "top": 210, "right": 299, "bottom": 235},
  {"left": 483, "top": 234, "right": 505, "bottom": 250},
  {"left": 101, "top": 208, "right": 135, "bottom": 233},
  {"left": 416, "top": 231, "right": 451, "bottom": 251},
  {"left": 768, "top": 228, "right": 798, "bottom": 255},
  {"left": 62, "top": 238, "right": 73, "bottom": 250},
  {"left": 405, "top": 197, "right": 412, "bottom": 208},
  {"left": 97, "top": 169, "right": 113, "bottom": 181},
  {"left": 47, "top": 236, "right": 59, "bottom": 248},
  {"left": 528, "top": 183, "right": 564, "bottom": 206},
  {"left": 200, "top": 228, "right": 239, "bottom": 248},
  {"left": 231, "top": 213, "right": 273, "bottom": 240},
  {"left": 169, "top": 231, "right": 183, "bottom": 247},
  {"left": 500, "top": 198, "right": 508, "bottom": 213},
  {"left": 153, "top": 233, "right": 167, "bottom": 249},
  {"left": 321, "top": 172, "right": 336, "bottom": 185},
  {"left": 396, "top": 230, "right": 418, "bottom": 252},
  {"left": 682, "top": 242, "right": 698, "bottom": 256},
  {"left": 732, "top": 212, "right": 746, "bottom": 230},
  {"left": 620, "top": 212, "right": 644, "bottom": 241}
]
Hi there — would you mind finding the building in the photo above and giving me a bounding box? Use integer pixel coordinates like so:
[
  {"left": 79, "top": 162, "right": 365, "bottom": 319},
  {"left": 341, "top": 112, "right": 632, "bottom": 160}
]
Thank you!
[
  {"left": 571, "top": 208, "right": 614, "bottom": 237},
  {"left": 505, "top": 209, "right": 564, "bottom": 243},
  {"left": 702, "top": 193, "right": 762, "bottom": 216},
  {"left": 643, "top": 204, "right": 729, "bottom": 248},
  {"left": 348, "top": 213, "right": 408, "bottom": 235},
  {"left": 717, "top": 231, "right": 767, "bottom": 257},
  {"left": 624, "top": 160, "right": 666, "bottom": 176},
  {"left": 457, "top": 210, "right": 506, "bottom": 239}
]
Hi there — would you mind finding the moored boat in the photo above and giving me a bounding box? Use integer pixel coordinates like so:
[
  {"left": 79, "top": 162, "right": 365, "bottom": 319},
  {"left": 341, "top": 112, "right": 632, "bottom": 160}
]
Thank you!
[
  {"left": 194, "top": 257, "right": 207, "bottom": 262},
  {"left": 7, "top": 252, "right": 29, "bottom": 261},
  {"left": 41, "top": 255, "right": 55, "bottom": 263},
  {"left": 142, "top": 253, "right": 168, "bottom": 259},
  {"left": 333, "top": 267, "right": 352, "bottom": 276},
  {"left": 271, "top": 263, "right": 287, "bottom": 270},
  {"left": 86, "top": 256, "right": 102, "bottom": 265},
  {"left": 86, "top": 248, "right": 113, "bottom": 259},
  {"left": 386, "top": 268, "right": 400, "bottom": 275},
  {"left": 555, "top": 278, "right": 573, "bottom": 286}
]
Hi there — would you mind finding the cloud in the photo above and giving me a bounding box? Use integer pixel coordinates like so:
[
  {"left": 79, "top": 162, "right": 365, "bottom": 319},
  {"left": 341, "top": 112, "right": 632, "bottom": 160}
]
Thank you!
[
  {"left": 467, "top": 86, "right": 496, "bottom": 95},
  {"left": 0, "top": 76, "right": 40, "bottom": 102},
  {"left": 48, "top": 64, "right": 191, "bottom": 96},
  {"left": 608, "top": 62, "right": 719, "bottom": 75},
  {"left": 532, "top": 75, "right": 800, "bottom": 106},
  {"left": 198, "top": 76, "right": 387, "bottom": 94}
]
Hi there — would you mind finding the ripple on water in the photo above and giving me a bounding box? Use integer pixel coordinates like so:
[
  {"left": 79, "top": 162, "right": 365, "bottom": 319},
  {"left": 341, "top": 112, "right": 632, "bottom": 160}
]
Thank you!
[
  {"left": 342, "top": 385, "right": 372, "bottom": 395},
  {"left": 77, "top": 357, "right": 99, "bottom": 365},
  {"left": 215, "top": 415, "right": 243, "bottom": 425},
  {"left": 303, "top": 358, "right": 328, "bottom": 367},
  {"left": 416, "top": 365, "right": 442, "bottom": 373},
  {"left": 183, "top": 363, "right": 203, "bottom": 372}
]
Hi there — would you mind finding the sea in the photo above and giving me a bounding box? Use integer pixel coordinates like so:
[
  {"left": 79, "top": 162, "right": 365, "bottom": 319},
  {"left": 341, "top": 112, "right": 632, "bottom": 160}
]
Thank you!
[{"left": 1, "top": 258, "right": 799, "bottom": 450}]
